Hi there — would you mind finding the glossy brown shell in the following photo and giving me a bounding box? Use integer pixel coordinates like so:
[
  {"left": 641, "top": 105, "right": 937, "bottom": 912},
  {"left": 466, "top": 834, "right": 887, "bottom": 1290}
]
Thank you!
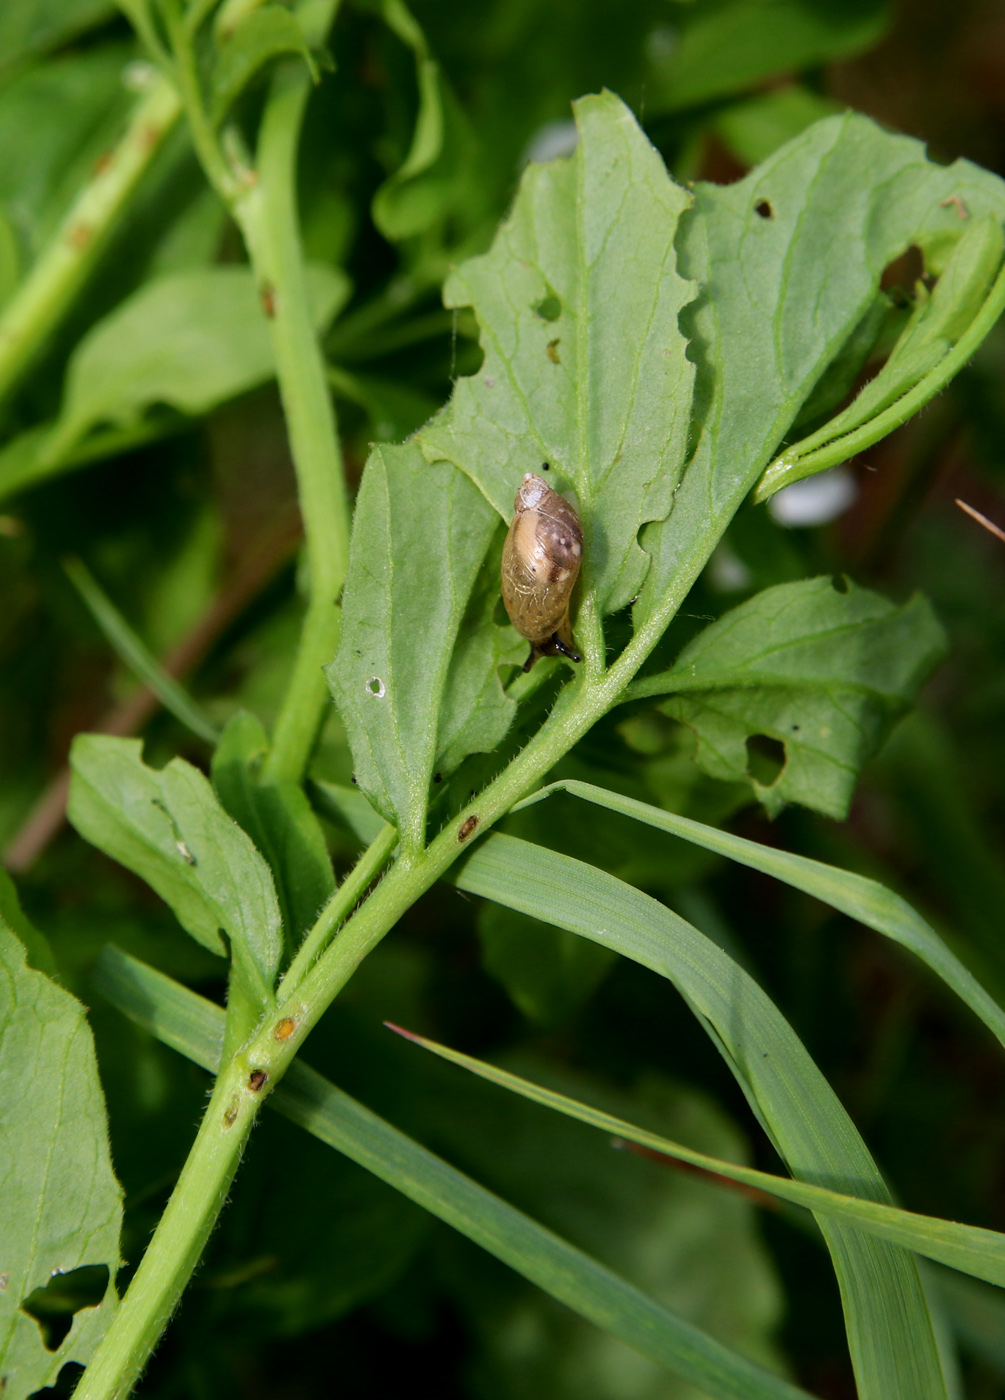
[{"left": 500, "top": 472, "right": 583, "bottom": 668}]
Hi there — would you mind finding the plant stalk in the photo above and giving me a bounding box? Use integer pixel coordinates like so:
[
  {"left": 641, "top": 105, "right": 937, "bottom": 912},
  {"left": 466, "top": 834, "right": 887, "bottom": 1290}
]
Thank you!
[{"left": 0, "top": 76, "right": 181, "bottom": 411}]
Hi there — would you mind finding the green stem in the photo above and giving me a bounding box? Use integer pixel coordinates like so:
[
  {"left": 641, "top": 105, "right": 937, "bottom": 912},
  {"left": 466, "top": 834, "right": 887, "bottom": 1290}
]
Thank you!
[
  {"left": 76, "top": 516, "right": 715, "bottom": 1400},
  {"left": 279, "top": 821, "right": 398, "bottom": 995},
  {"left": 74, "top": 1057, "right": 260, "bottom": 1400},
  {"left": 0, "top": 77, "right": 181, "bottom": 411},
  {"left": 235, "top": 63, "right": 349, "bottom": 784}
]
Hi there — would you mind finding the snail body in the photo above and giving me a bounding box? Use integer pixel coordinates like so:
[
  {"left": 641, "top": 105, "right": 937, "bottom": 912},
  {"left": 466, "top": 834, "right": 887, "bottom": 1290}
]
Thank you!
[{"left": 501, "top": 472, "right": 583, "bottom": 671}]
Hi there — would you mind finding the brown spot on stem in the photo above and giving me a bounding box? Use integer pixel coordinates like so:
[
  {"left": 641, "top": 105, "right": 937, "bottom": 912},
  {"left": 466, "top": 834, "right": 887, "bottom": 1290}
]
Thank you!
[
  {"left": 248, "top": 1069, "right": 268, "bottom": 1093},
  {"left": 68, "top": 224, "right": 92, "bottom": 250},
  {"left": 274, "top": 1016, "right": 298, "bottom": 1041},
  {"left": 458, "top": 815, "right": 479, "bottom": 843},
  {"left": 223, "top": 1096, "right": 240, "bottom": 1127},
  {"left": 260, "top": 282, "right": 276, "bottom": 318}
]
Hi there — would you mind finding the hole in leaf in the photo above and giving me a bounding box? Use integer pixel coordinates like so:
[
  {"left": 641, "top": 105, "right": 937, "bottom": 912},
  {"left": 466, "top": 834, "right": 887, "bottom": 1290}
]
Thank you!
[
  {"left": 832, "top": 573, "right": 850, "bottom": 593},
  {"left": 754, "top": 198, "right": 774, "bottom": 219},
  {"left": 881, "top": 243, "right": 926, "bottom": 302},
  {"left": 746, "top": 734, "right": 786, "bottom": 787},
  {"left": 21, "top": 1265, "right": 110, "bottom": 1351},
  {"left": 27, "top": 1360, "right": 85, "bottom": 1398},
  {"left": 533, "top": 293, "right": 561, "bottom": 321},
  {"left": 365, "top": 676, "right": 386, "bottom": 699}
]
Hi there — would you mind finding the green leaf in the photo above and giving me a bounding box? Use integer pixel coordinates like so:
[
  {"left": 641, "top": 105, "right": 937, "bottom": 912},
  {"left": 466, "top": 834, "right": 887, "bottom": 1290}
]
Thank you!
[
  {"left": 418, "top": 90, "right": 695, "bottom": 617},
  {"left": 634, "top": 576, "right": 946, "bottom": 818},
  {"left": 516, "top": 778, "right": 1005, "bottom": 1052},
  {"left": 0, "top": 921, "right": 122, "bottom": 1399},
  {"left": 310, "top": 778, "right": 387, "bottom": 847},
  {"left": 64, "top": 555, "right": 219, "bottom": 745},
  {"left": 0, "top": 46, "right": 130, "bottom": 257},
  {"left": 211, "top": 7, "right": 317, "bottom": 127},
  {"left": 756, "top": 213, "right": 1005, "bottom": 501},
  {"left": 397, "top": 1027, "right": 1005, "bottom": 1293},
  {"left": 326, "top": 439, "right": 502, "bottom": 850},
  {"left": 478, "top": 900, "right": 615, "bottom": 1027},
  {"left": 645, "top": 0, "right": 890, "bottom": 112},
  {"left": 456, "top": 833, "right": 948, "bottom": 1400},
  {"left": 639, "top": 112, "right": 1005, "bottom": 625},
  {"left": 422, "top": 1056, "right": 787, "bottom": 1397},
  {"left": 94, "top": 945, "right": 814, "bottom": 1400},
  {"left": 0, "top": 867, "right": 57, "bottom": 978},
  {"left": 0, "top": 0, "right": 116, "bottom": 74},
  {"left": 212, "top": 711, "right": 335, "bottom": 951},
  {"left": 368, "top": 0, "right": 474, "bottom": 241},
  {"left": 713, "top": 87, "right": 841, "bottom": 169},
  {"left": 68, "top": 735, "right": 282, "bottom": 1003},
  {"left": 38, "top": 262, "right": 349, "bottom": 467}
]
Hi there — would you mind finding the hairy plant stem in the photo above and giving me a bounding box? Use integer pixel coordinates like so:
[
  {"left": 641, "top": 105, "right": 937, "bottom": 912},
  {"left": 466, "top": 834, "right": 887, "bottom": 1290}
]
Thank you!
[
  {"left": 0, "top": 76, "right": 181, "bottom": 411},
  {"left": 75, "top": 511, "right": 716, "bottom": 1400}
]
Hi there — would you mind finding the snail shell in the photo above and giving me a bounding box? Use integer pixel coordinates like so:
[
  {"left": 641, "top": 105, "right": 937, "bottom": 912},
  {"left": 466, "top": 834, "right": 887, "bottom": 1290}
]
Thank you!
[{"left": 501, "top": 472, "right": 583, "bottom": 671}]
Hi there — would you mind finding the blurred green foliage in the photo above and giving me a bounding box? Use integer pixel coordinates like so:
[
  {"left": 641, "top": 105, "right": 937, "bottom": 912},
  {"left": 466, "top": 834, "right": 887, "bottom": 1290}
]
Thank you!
[{"left": 4, "top": 0, "right": 1005, "bottom": 1396}]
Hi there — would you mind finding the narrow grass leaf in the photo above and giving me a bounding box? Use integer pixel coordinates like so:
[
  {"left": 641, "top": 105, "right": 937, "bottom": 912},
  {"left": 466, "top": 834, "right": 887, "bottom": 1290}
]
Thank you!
[
  {"left": 93, "top": 946, "right": 814, "bottom": 1400},
  {"left": 516, "top": 779, "right": 1005, "bottom": 1050},
  {"left": 456, "top": 833, "right": 947, "bottom": 1400},
  {"left": 64, "top": 555, "right": 218, "bottom": 744},
  {"left": 390, "top": 1025, "right": 1005, "bottom": 1288}
]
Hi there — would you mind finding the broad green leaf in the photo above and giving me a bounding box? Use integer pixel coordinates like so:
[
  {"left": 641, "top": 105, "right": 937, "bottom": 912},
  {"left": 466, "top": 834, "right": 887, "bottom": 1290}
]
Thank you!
[
  {"left": 94, "top": 946, "right": 814, "bottom": 1400},
  {"left": 633, "top": 576, "right": 946, "bottom": 818},
  {"left": 756, "top": 213, "right": 1005, "bottom": 501},
  {"left": 638, "top": 113, "right": 1005, "bottom": 625},
  {"left": 68, "top": 735, "right": 282, "bottom": 1003},
  {"left": 516, "top": 778, "right": 1005, "bottom": 1052},
  {"left": 418, "top": 90, "right": 695, "bottom": 617},
  {"left": 0, "top": 922, "right": 122, "bottom": 1399},
  {"left": 396, "top": 1026, "right": 1005, "bottom": 1292},
  {"left": 645, "top": 0, "right": 890, "bottom": 112},
  {"left": 212, "top": 711, "right": 335, "bottom": 951},
  {"left": 368, "top": 0, "right": 475, "bottom": 241},
  {"left": 456, "top": 833, "right": 947, "bottom": 1400},
  {"left": 326, "top": 440, "right": 502, "bottom": 850},
  {"left": 64, "top": 556, "right": 219, "bottom": 745},
  {"left": 211, "top": 7, "right": 317, "bottom": 127},
  {"left": 40, "top": 262, "right": 349, "bottom": 465}
]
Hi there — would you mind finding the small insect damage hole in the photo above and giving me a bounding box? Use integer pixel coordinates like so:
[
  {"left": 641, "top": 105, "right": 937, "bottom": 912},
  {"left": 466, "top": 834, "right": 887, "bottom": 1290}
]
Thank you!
[
  {"left": 27, "top": 1360, "right": 85, "bottom": 1396},
  {"left": 365, "top": 676, "right": 386, "bottom": 699},
  {"left": 533, "top": 292, "right": 561, "bottom": 322},
  {"left": 746, "top": 734, "right": 787, "bottom": 788},
  {"left": 831, "top": 573, "right": 850, "bottom": 594},
  {"left": 754, "top": 198, "right": 774, "bottom": 219},
  {"left": 881, "top": 243, "right": 928, "bottom": 304},
  {"left": 274, "top": 1016, "right": 298, "bottom": 1041},
  {"left": 546, "top": 338, "right": 561, "bottom": 363},
  {"left": 458, "top": 814, "right": 479, "bottom": 842},
  {"left": 248, "top": 1069, "right": 269, "bottom": 1092},
  {"left": 21, "top": 1265, "right": 110, "bottom": 1351}
]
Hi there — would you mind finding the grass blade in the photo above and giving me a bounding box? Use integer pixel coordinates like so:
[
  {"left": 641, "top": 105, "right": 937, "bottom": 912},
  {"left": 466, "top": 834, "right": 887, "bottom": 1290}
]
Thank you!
[
  {"left": 457, "top": 832, "right": 948, "bottom": 1400},
  {"left": 64, "top": 556, "right": 219, "bottom": 745},
  {"left": 92, "top": 945, "right": 815, "bottom": 1400},
  {"left": 514, "top": 780, "right": 1005, "bottom": 1049},
  {"left": 388, "top": 1023, "right": 1005, "bottom": 1288}
]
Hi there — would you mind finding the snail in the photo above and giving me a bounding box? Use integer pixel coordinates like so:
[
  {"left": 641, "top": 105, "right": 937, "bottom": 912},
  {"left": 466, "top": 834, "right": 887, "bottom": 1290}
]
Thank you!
[{"left": 501, "top": 470, "right": 583, "bottom": 671}]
